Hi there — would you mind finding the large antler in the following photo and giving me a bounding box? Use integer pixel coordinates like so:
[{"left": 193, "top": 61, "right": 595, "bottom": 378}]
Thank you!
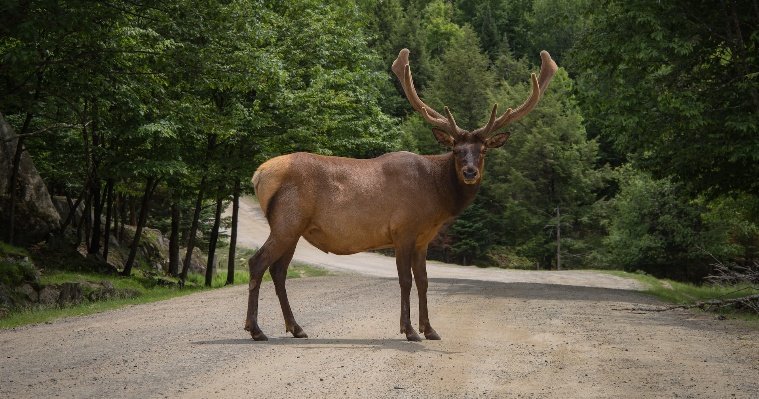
[
  {"left": 472, "top": 51, "right": 558, "bottom": 137},
  {"left": 392, "top": 49, "right": 465, "bottom": 137}
]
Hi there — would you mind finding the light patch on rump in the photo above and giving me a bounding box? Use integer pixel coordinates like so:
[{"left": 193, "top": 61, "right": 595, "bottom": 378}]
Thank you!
[{"left": 252, "top": 155, "right": 293, "bottom": 218}]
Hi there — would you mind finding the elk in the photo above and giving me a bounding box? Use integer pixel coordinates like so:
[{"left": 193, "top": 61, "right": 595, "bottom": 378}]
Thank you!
[{"left": 245, "top": 48, "right": 557, "bottom": 341}]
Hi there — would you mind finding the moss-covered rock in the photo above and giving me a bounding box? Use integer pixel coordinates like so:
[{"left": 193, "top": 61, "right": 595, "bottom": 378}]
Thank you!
[{"left": 0, "top": 242, "right": 39, "bottom": 287}]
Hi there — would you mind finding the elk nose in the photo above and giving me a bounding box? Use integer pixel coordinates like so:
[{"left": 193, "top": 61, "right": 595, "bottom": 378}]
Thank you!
[{"left": 463, "top": 167, "right": 478, "bottom": 180}]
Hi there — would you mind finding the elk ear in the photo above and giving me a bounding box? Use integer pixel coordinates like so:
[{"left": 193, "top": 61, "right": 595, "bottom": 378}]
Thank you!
[
  {"left": 485, "top": 132, "right": 510, "bottom": 148},
  {"left": 431, "top": 128, "right": 455, "bottom": 148}
]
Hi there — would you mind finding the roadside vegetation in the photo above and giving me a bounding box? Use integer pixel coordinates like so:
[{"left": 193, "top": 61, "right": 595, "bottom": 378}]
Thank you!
[
  {"left": 605, "top": 270, "right": 759, "bottom": 321},
  {"left": 0, "top": 242, "right": 327, "bottom": 329}
]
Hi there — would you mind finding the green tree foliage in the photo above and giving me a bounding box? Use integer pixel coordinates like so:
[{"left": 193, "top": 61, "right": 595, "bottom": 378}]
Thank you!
[
  {"left": 2, "top": 0, "right": 757, "bottom": 281},
  {"left": 262, "top": 1, "right": 401, "bottom": 159},
  {"left": 396, "top": 20, "right": 602, "bottom": 266},
  {"left": 1, "top": 0, "right": 401, "bottom": 277},
  {"left": 474, "top": 65, "right": 602, "bottom": 268},
  {"left": 570, "top": 0, "right": 759, "bottom": 197},
  {"left": 603, "top": 168, "right": 710, "bottom": 280}
]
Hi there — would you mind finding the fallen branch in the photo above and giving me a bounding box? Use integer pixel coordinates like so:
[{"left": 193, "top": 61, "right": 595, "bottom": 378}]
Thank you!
[{"left": 614, "top": 294, "right": 759, "bottom": 314}]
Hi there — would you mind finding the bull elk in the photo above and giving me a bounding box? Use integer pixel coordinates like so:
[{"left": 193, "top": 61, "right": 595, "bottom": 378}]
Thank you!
[{"left": 245, "top": 48, "right": 557, "bottom": 341}]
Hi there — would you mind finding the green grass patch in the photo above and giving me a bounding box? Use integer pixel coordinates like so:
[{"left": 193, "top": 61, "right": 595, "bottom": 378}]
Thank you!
[
  {"left": 0, "top": 258, "right": 329, "bottom": 329},
  {"left": 0, "top": 241, "right": 30, "bottom": 257},
  {"left": 0, "top": 242, "right": 38, "bottom": 287},
  {"left": 603, "top": 270, "right": 758, "bottom": 303}
]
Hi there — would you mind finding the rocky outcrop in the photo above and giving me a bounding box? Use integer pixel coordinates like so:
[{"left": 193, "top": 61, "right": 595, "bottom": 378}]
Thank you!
[
  {"left": 0, "top": 112, "right": 61, "bottom": 244},
  {"left": 180, "top": 246, "right": 210, "bottom": 274}
]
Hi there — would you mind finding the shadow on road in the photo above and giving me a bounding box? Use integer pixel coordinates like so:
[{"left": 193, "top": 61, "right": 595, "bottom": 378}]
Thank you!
[
  {"left": 429, "top": 278, "right": 657, "bottom": 304},
  {"left": 192, "top": 337, "right": 460, "bottom": 354}
]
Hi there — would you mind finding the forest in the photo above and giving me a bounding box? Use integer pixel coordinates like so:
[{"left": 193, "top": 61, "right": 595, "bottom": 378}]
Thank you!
[{"left": 1, "top": 0, "right": 758, "bottom": 284}]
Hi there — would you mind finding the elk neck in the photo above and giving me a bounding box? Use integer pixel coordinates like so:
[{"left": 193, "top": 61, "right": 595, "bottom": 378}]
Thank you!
[{"left": 430, "top": 152, "right": 481, "bottom": 218}]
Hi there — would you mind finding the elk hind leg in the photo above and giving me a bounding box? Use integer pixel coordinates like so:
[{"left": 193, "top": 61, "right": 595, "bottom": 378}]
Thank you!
[
  {"left": 245, "top": 236, "right": 298, "bottom": 341},
  {"left": 269, "top": 246, "right": 307, "bottom": 338}
]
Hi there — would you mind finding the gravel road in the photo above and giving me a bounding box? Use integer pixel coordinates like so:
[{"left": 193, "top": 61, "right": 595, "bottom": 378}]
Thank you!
[{"left": 1, "top": 197, "right": 757, "bottom": 398}]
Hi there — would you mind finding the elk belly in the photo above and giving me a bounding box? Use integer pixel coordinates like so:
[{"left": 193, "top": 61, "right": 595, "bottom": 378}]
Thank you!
[{"left": 301, "top": 220, "right": 392, "bottom": 255}]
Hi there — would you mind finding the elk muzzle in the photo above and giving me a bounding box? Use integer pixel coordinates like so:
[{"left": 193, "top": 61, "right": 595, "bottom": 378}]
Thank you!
[{"left": 462, "top": 166, "right": 479, "bottom": 184}]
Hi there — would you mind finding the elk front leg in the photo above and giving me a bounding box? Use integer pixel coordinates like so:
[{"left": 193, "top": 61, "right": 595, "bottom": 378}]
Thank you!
[
  {"left": 396, "top": 245, "right": 421, "bottom": 341},
  {"left": 269, "top": 247, "right": 308, "bottom": 338},
  {"left": 411, "top": 247, "right": 440, "bottom": 340}
]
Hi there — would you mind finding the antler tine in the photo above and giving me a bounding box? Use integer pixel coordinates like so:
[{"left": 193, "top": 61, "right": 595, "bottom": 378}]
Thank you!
[
  {"left": 443, "top": 106, "right": 462, "bottom": 139},
  {"left": 473, "top": 50, "right": 558, "bottom": 136},
  {"left": 392, "top": 48, "right": 462, "bottom": 135},
  {"left": 472, "top": 104, "right": 500, "bottom": 137}
]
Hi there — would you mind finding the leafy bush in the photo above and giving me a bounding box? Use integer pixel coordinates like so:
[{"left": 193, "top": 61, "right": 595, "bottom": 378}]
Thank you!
[
  {"left": 0, "top": 243, "right": 39, "bottom": 287},
  {"left": 485, "top": 246, "right": 535, "bottom": 269},
  {"left": 603, "top": 168, "right": 708, "bottom": 279}
]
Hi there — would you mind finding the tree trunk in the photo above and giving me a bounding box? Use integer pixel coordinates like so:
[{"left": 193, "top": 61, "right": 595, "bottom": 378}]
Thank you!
[
  {"left": 102, "top": 179, "right": 115, "bottom": 262},
  {"left": 88, "top": 105, "right": 102, "bottom": 255},
  {"left": 226, "top": 179, "right": 241, "bottom": 285},
  {"left": 6, "top": 111, "right": 33, "bottom": 244},
  {"left": 88, "top": 179, "right": 103, "bottom": 254},
  {"left": 179, "top": 175, "right": 207, "bottom": 284},
  {"left": 556, "top": 206, "right": 561, "bottom": 271},
  {"left": 83, "top": 190, "right": 92, "bottom": 249},
  {"left": 6, "top": 135, "right": 25, "bottom": 244},
  {"left": 205, "top": 191, "right": 224, "bottom": 287},
  {"left": 179, "top": 134, "right": 217, "bottom": 285},
  {"left": 58, "top": 184, "right": 86, "bottom": 235},
  {"left": 112, "top": 192, "right": 119, "bottom": 242},
  {"left": 119, "top": 194, "right": 127, "bottom": 241},
  {"left": 121, "top": 177, "right": 159, "bottom": 277},
  {"left": 168, "top": 201, "right": 181, "bottom": 276},
  {"left": 129, "top": 197, "right": 137, "bottom": 226},
  {"left": 75, "top": 190, "right": 92, "bottom": 248},
  {"left": 7, "top": 73, "right": 40, "bottom": 244}
]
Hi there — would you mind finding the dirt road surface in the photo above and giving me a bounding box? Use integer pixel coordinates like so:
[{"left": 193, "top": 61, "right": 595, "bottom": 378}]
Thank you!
[{"left": 1, "top": 197, "right": 757, "bottom": 398}]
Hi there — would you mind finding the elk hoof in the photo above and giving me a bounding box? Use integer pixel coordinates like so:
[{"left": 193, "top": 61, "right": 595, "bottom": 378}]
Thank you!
[
  {"left": 405, "top": 330, "right": 422, "bottom": 342},
  {"left": 424, "top": 329, "right": 441, "bottom": 340},
  {"left": 250, "top": 330, "right": 269, "bottom": 341},
  {"left": 290, "top": 324, "right": 308, "bottom": 339}
]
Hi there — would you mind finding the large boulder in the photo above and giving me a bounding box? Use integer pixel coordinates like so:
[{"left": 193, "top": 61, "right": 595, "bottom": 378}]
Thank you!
[{"left": 0, "top": 112, "right": 60, "bottom": 244}]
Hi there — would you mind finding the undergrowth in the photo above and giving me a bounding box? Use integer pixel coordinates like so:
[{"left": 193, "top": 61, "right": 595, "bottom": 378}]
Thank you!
[
  {"left": 0, "top": 243, "right": 328, "bottom": 329},
  {"left": 604, "top": 270, "right": 759, "bottom": 321}
]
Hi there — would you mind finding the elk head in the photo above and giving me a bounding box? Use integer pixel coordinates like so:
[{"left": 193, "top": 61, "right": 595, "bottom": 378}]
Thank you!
[{"left": 392, "top": 48, "right": 558, "bottom": 185}]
